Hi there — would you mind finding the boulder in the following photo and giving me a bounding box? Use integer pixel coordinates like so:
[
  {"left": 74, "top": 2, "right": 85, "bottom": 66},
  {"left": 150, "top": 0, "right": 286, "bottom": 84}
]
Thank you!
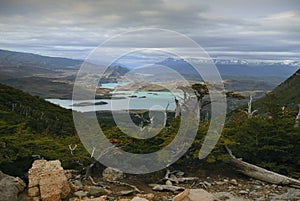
[
  {"left": 0, "top": 171, "right": 26, "bottom": 201},
  {"left": 173, "top": 189, "right": 214, "bottom": 201},
  {"left": 102, "top": 167, "right": 124, "bottom": 181},
  {"left": 28, "top": 160, "right": 70, "bottom": 201}
]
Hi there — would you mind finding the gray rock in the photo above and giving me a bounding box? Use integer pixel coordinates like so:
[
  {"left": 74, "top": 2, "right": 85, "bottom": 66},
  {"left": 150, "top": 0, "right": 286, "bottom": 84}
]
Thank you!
[
  {"left": 173, "top": 189, "right": 214, "bottom": 201},
  {"left": 73, "top": 180, "right": 83, "bottom": 188},
  {"left": 102, "top": 167, "right": 124, "bottom": 181},
  {"left": 213, "top": 192, "right": 234, "bottom": 200},
  {"left": 0, "top": 171, "right": 26, "bottom": 201},
  {"left": 131, "top": 197, "right": 149, "bottom": 201},
  {"left": 238, "top": 190, "right": 248, "bottom": 195},
  {"left": 88, "top": 186, "right": 111, "bottom": 196},
  {"left": 120, "top": 190, "right": 134, "bottom": 195},
  {"left": 203, "top": 181, "right": 212, "bottom": 187},
  {"left": 165, "top": 180, "right": 173, "bottom": 186},
  {"left": 270, "top": 188, "right": 300, "bottom": 200},
  {"left": 230, "top": 179, "right": 238, "bottom": 186},
  {"left": 74, "top": 190, "right": 88, "bottom": 198}
]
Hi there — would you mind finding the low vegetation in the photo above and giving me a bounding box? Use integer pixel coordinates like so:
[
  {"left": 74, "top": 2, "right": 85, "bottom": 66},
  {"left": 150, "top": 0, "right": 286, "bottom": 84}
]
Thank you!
[{"left": 0, "top": 69, "right": 299, "bottom": 179}]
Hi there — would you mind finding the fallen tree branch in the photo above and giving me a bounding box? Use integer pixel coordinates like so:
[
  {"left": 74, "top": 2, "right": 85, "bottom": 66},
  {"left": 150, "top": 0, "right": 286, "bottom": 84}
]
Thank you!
[
  {"left": 106, "top": 179, "right": 142, "bottom": 193},
  {"left": 149, "top": 184, "right": 185, "bottom": 192},
  {"left": 88, "top": 176, "right": 107, "bottom": 188},
  {"left": 162, "top": 169, "right": 198, "bottom": 184},
  {"left": 224, "top": 145, "right": 300, "bottom": 188}
]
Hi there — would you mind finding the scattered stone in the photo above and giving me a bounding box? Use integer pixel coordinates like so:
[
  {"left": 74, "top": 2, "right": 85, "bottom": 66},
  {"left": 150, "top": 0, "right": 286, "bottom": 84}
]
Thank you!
[
  {"left": 136, "top": 193, "right": 155, "bottom": 200},
  {"left": 28, "top": 160, "right": 71, "bottom": 201},
  {"left": 102, "top": 167, "right": 124, "bottom": 181},
  {"left": 70, "top": 182, "right": 81, "bottom": 192},
  {"left": 173, "top": 189, "right": 214, "bottom": 201},
  {"left": 226, "top": 198, "right": 251, "bottom": 201},
  {"left": 166, "top": 180, "right": 173, "bottom": 186},
  {"left": 175, "top": 171, "right": 185, "bottom": 177},
  {"left": 74, "top": 190, "right": 88, "bottom": 198},
  {"left": 215, "top": 181, "right": 226, "bottom": 185},
  {"left": 73, "top": 180, "right": 83, "bottom": 188},
  {"left": 88, "top": 186, "right": 111, "bottom": 196},
  {"left": 120, "top": 190, "right": 134, "bottom": 196},
  {"left": 213, "top": 192, "right": 234, "bottom": 200},
  {"left": 64, "top": 170, "right": 77, "bottom": 180},
  {"left": 253, "top": 185, "right": 262, "bottom": 190},
  {"left": 230, "top": 179, "right": 238, "bottom": 186},
  {"left": 238, "top": 190, "right": 248, "bottom": 195},
  {"left": 70, "top": 195, "right": 108, "bottom": 201},
  {"left": 270, "top": 188, "right": 300, "bottom": 200},
  {"left": 118, "top": 199, "right": 131, "bottom": 201},
  {"left": 152, "top": 184, "right": 185, "bottom": 192},
  {"left": 131, "top": 197, "right": 148, "bottom": 201},
  {"left": 0, "top": 171, "right": 26, "bottom": 201},
  {"left": 203, "top": 181, "right": 212, "bottom": 187}
]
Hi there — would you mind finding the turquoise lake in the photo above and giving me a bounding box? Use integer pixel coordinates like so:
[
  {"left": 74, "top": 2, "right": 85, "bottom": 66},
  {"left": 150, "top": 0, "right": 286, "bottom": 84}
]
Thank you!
[{"left": 47, "top": 90, "right": 180, "bottom": 112}]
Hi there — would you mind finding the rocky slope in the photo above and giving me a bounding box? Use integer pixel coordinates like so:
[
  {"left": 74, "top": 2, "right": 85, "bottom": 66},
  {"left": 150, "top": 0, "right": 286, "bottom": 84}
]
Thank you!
[{"left": 7, "top": 159, "right": 299, "bottom": 201}]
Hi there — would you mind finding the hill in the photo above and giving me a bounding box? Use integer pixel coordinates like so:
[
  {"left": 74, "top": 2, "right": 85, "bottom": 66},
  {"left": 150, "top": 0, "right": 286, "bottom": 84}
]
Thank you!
[
  {"left": 253, "top": 68, "right": 300, "bottom": 110},
  {"left": 225, "top": 70, "right": 300, "bottom": 174},
  {"left": 0, "top": 83, "right": 88, "bottom": 176},
  {"left": 0, "top": 49, "right": 129, "bottom": 98}
]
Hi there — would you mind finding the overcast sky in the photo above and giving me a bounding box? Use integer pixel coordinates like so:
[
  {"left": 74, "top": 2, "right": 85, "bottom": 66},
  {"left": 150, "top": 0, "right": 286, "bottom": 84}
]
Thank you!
[{"left": 0, "top": 0, "right": 299, "bottom": 61}]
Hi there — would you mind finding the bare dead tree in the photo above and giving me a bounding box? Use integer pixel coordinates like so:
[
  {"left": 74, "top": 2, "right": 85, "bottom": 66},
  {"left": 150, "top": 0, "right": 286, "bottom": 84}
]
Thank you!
[
  {"left": 176, "top": 83, "right": 244, "bottom": 120},
  {"left": 84, "top": 142, "right": 130, "bottom": 179},
  {"left": 163, "top": 102, "right": 170, "bottom": 128},
  {"left": 68, "top": 144, "right": 78, "bottom": 156},
  {"left": 240, "top": 96, "right": 258, "bottom": 118},
  {"left": 175, "top": 98, "right": 181, "bottom": 117}
]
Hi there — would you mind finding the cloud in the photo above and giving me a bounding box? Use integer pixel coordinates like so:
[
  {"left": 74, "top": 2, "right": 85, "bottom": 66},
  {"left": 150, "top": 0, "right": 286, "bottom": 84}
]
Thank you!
[{"left": 0, "top": 0, "right": 299, "bottom": 60}]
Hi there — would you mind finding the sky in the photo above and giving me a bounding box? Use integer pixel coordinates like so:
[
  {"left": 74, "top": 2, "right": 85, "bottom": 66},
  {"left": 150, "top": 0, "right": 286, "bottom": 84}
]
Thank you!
[{"left": 0, "top": 0, "right": 300, "bottom": 62}]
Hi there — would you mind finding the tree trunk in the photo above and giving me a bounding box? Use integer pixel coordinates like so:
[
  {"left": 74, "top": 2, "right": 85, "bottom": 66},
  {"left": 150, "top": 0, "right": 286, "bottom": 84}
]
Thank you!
[
  {"left": 224, "top": 146, "right": 300, "bottom": 188},
  {"left": 175, "top": 98, "right": 181, "bottom": 117}
]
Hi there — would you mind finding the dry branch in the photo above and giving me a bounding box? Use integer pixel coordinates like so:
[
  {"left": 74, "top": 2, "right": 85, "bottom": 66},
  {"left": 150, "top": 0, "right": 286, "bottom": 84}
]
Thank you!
[
  {"left": 224, "top": 145, "right": 300, "bottom": 188},
  {"left": 106, "top": 179, "right": 142, "bottom": 193}
]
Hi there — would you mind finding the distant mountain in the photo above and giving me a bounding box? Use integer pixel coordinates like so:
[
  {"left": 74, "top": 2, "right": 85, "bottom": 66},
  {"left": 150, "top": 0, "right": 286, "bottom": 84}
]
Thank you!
[
  {"left": 0, "top": 49, "right": 129, "bottom": 98},
  {"left": 99, "top": 65, "right": 129, "bottom": 83},
  {"left": 0, "top": 49, "right": 82, "bottom": 76},
  {"left": 0, "top": 49, "right": 82, "bottom": 67},
  {"left": 157, "top": 57, "right": 299, "bottom": 79}
]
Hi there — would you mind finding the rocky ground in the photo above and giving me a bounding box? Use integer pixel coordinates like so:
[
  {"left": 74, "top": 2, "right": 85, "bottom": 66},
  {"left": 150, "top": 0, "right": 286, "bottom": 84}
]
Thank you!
[{"left": 1, "top": 160, "right": 300, "bottom": 201}]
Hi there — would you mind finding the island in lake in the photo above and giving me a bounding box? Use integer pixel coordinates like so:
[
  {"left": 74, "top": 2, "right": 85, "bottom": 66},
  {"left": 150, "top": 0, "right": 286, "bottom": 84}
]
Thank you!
[{"left": 72, "top": 101, "right": 108, "bottom": 107}]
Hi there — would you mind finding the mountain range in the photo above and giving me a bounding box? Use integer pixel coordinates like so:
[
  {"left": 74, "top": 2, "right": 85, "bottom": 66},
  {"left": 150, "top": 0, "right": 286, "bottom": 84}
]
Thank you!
[
  {"left": 0, "top": 49, "right": 299, "bottom": 99},
  {"left": 157, "top": 57, "right": 299, "bottom": 79}
]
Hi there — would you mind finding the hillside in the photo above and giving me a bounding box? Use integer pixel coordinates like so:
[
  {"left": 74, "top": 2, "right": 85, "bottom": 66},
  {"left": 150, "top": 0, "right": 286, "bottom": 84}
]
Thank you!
[
  {"left": 0, "top": 49, "right": 129, "bottom": 98},
  {"left": 225, "top": 70, "right": 300, "bottom": 175},
  {"left": 0, "top": 84, "right": 88, "bottom": 176},
  {"left": 253, "top": 68, "right": 300, "bottom": 110}
]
